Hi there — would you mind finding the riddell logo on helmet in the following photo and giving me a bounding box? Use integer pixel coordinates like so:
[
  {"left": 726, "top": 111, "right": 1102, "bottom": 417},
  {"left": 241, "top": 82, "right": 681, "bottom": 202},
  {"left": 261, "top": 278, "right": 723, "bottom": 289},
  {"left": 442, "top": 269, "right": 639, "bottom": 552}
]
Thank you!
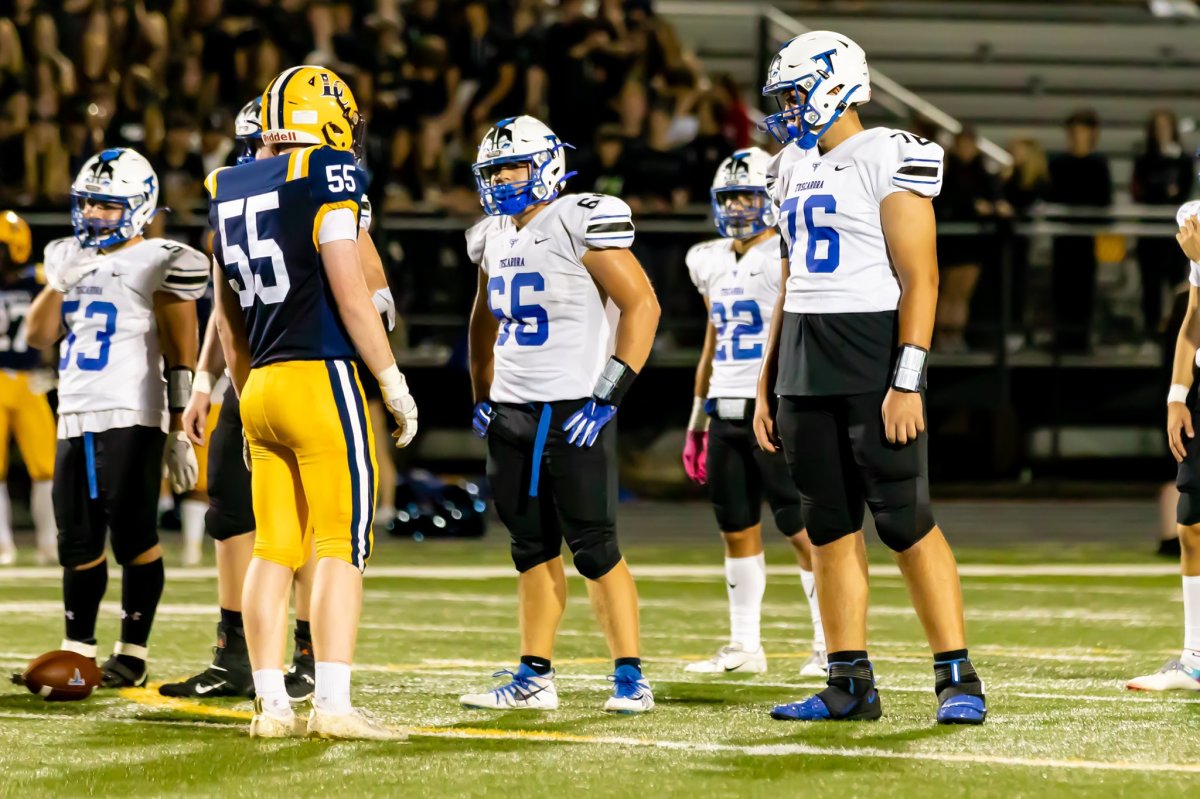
[{"left": 268, "top": 130, "right": 302, "bottom": 143}]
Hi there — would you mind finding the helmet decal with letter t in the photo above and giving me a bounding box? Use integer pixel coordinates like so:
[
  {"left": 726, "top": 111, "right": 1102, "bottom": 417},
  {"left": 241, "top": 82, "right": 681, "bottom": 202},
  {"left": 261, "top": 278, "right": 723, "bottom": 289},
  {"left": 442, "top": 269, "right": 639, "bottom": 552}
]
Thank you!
[
  {"left": 70, "top": 148, "right": 160, "bottom": 249},
  {"left": 710, "top": 148, "right": 777, "bottom": 239},
  {"left": 472, "top": 115, "right": 576, "bottom": 217},
  {"left": 762, "top": 30, "right": 871, "bottom": 150}
]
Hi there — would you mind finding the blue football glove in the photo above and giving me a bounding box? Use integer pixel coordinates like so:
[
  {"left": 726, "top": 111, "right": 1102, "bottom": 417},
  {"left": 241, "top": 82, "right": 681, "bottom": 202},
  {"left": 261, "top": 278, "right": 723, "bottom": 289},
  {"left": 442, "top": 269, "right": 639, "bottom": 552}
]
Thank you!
[
  {"left": 563, "top": 399, "right": 617, "bottom": 448},
  {"left": 473, "top": 402, "right": 496, "bottom": 438}
]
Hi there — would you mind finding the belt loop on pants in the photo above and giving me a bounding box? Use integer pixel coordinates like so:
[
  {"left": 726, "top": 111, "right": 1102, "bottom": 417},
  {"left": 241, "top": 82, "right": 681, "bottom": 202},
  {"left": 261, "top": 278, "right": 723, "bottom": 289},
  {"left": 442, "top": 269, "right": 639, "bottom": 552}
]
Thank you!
[
  {"left": 83, "top": 431, "right": 99, "bottom": 500},
  {"left": 528, "top": 403, "right": 553, "bottom": 498}
]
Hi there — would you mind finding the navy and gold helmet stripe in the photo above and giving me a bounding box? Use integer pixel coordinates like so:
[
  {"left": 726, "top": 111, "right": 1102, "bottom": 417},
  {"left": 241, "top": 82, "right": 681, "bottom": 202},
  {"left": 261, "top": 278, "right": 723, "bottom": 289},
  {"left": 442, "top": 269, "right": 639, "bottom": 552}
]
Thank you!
[{"left": 264, "top": 65, "right": 305, "bottom": 134}]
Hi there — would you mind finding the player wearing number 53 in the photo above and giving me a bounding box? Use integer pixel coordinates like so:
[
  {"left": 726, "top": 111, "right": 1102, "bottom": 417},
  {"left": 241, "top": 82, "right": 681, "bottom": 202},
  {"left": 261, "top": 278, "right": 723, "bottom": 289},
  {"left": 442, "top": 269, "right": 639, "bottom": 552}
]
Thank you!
[
  {"left": 206, "top": 66, "right": 415, "bottom": 740},
  {"left": 752, "top": 31, "right": 985, "bottom": 724},
  {"left": 462, "top": 116, "right": 660, "bottom": 713},
  {"left": 27, "top": 148, "right": 206, "bottom": 689}
]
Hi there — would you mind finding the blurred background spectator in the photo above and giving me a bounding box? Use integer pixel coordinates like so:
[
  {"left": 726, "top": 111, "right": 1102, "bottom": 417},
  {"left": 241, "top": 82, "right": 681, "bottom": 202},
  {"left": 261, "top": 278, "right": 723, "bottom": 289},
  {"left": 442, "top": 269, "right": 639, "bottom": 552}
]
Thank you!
[
  {"left": 1048, "top": 109, "right": 1113, "bottom": 353},
  {"left": 1131, "top": 109, "right": 1194, "bottom": 343},
  {"left": 1000, "top": 137, "right": 1050, "bottom": 348}
]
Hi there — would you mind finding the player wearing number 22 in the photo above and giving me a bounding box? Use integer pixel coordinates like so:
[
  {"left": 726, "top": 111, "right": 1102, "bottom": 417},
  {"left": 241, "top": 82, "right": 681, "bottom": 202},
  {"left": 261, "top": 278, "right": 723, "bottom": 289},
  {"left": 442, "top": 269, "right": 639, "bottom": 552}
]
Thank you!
[
  {"left": 25, "top": 148, "right": 206, "bottom": 689},
  {"left": 462, "top": 115, "right": 661, "bottom": 713},
  {"left": 207, "top": 65, "right": 416, "bottom": 740},
  {"left": 753, "top": 31, "right": 987, "bottom": 724}
]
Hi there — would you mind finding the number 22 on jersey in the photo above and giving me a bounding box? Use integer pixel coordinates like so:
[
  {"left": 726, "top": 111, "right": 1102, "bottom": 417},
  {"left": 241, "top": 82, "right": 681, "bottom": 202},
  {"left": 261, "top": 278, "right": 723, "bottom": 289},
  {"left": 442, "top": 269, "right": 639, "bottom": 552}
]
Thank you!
[
  {"left": 781, "top": 194, "right": 840, "bottom": 273},
  {"left": 711, "top": 300, "right": 762, "bottom": 361},
  {"left": 488, "top": 272, "right": 548, "bottom": 346}
]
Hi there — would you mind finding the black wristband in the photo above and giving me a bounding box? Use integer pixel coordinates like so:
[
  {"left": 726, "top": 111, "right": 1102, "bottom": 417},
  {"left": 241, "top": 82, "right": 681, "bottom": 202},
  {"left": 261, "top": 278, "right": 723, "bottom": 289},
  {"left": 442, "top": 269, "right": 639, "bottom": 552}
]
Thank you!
[
  {"left": 891, "top": 344, "right": 927, "bottom": 393},
  {"left": 593, "top": 356, "right": 638, "bottom": 406}
]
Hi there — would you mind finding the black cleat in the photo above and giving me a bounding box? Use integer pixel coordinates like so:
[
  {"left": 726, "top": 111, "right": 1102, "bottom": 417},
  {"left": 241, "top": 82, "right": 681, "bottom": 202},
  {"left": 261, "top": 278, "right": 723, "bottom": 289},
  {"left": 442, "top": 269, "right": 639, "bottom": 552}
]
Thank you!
[
  {"left": 159, "top": 623, "right": 254, "bottom": 698},
  {"left": 285, "top": 637, "right": 315, "bottom": 703},
  {"left": 100, "top": 655, "right": 147, "bottom": 688}
]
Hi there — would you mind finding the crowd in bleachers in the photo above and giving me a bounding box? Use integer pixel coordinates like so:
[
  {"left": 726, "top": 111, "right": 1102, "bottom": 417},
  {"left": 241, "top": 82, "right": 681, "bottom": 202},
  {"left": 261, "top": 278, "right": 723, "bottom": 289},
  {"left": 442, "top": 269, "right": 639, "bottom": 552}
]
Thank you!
[{"left": 0, "top": 0, "right": 757, "bottom": 216}]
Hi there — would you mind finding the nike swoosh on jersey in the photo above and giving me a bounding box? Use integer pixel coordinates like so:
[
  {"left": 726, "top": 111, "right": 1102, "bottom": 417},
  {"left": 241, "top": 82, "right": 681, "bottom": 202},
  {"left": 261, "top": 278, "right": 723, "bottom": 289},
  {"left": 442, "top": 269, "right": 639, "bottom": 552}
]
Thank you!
[
  {"left": 834, "top": 165, "right": 853, "bottom": 171},
  {"left": 534, "top": 237, "right": 550, "bottom": 244}
]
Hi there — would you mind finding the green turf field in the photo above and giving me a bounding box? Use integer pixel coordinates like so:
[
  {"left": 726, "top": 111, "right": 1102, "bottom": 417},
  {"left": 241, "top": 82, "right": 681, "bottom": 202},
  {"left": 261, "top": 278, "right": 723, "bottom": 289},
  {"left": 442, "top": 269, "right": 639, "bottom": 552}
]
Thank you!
[{"left": 0, "top": 526, "right": 1198, "bottom": 798}]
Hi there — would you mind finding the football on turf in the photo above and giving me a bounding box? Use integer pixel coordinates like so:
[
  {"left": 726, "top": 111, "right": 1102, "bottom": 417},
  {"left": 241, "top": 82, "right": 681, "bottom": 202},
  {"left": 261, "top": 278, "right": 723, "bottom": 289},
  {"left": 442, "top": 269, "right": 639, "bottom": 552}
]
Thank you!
[{"left": 12, "top": 650, "right": 102, "bottom": 701}]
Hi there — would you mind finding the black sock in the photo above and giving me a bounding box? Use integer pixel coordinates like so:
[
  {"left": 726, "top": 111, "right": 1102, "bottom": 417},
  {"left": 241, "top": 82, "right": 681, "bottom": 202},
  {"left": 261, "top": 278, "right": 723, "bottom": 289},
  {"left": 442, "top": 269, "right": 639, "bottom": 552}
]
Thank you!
[
  {"left": 119, "top": 558, "right": 164, "bottom": 648},
  {"left": 826, "top": 650, "right": 872, "bottom": 697},
  {"left": 520, "top": 655, "right": 552, "bottom": 675},
  {"left": 294, "top": 619, "right": 311, "bottom": 643},
  {"left": 219, "top": 608, "right": 243, "bottom": 628},
  {"left": 63, "top": 560, "right": 108, "bottom": 645},
  {"left": 614, "top": 657, "right": 642, "bottom": 673},
  {"left": 933, "top": 649, "right": 981, "bottom": 695}
]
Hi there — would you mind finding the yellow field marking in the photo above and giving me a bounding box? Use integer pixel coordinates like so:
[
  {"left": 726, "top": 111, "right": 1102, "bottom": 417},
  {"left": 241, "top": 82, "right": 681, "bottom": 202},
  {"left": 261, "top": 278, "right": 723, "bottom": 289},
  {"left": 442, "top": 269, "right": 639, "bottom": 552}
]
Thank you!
[{"left": 119, "top": 686, "right": 253, "bottom": 721}]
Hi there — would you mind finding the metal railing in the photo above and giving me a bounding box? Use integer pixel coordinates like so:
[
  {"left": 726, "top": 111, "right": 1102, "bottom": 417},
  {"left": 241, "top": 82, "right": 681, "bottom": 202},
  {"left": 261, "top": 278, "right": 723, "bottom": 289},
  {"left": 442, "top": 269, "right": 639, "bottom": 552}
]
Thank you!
[{"left": 656, "top": 1, "right": 1014, "bottom": 167}]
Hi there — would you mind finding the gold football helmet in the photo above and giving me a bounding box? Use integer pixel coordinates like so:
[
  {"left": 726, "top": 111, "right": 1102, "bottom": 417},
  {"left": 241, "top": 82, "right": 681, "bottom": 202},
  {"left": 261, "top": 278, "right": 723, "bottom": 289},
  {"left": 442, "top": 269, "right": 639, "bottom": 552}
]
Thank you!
[{"left": 261, "top": 66, "right": 364, "bottom": 157}]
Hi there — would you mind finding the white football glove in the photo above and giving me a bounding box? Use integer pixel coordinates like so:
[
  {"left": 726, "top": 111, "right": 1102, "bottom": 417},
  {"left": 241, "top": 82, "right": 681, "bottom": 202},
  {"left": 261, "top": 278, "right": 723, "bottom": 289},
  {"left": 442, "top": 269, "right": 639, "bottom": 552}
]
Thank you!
[
  {"left": 163, "top": 430, "right": 199, "bottom": 493},
  {"left": 26, "top": 369, "right": 56, "bottom": 396},
  {"left": 242, "top": 430, "right": 252, "bottom": 472},
  {"left": 378, "top": 365, "right": 418, "bottom": 448},
  {"left": 372, "top": 287, "right": 397, "bottom": 331},
  {"left": 44, "top": 241, "right": 104, "bottom": 294}
]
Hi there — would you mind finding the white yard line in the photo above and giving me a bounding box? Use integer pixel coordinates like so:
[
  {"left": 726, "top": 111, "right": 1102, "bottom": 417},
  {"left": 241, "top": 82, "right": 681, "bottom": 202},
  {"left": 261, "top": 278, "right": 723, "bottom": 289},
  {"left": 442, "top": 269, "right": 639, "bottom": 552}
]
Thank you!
[{"left": 0, "top": 563, "right": 1183, "bottom": 582}]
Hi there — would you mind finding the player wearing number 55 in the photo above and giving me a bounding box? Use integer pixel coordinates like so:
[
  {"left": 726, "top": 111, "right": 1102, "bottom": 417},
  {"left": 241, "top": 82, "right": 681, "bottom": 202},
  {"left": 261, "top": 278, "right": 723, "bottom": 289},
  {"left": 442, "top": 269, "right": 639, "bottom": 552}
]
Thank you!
[
  {"left": 26, "top": 148, "right": 206, "bottom": 690},
  {"left": 462, "top": 116, "right": 660, "bottom": 713},
  {"left": 753, "top": 31, "right": 985, "bottom": 724},
  {"left": 205, "top": 65, "right": 416, "bottom": 740}
]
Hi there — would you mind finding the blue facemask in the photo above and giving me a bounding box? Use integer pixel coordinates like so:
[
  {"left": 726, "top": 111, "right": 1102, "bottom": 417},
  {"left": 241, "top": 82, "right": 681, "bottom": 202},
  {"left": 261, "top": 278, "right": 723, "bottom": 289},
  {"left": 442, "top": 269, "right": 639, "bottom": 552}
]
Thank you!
[
  {"left": 70, "top": 191, "right": 146, "bottom": 249},
  {"left": 473, "top": 144, "right": 576, "bottom": 217},
  {"left": 711, "top": 187, "right": 772, "bottom": 239},
  {"left": 762, "top": 78, "right": 861, "bottom": 150}
]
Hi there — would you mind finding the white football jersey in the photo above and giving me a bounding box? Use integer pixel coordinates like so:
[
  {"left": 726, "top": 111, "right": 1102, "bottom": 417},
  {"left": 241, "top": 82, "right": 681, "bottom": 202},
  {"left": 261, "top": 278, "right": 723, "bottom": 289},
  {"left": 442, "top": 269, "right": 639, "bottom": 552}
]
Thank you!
[
  {"left": 769, "top": 127, "right": 944, "bottom": 314},
  {"left": 687, "top": 235, "right": 782, "bottom": 399},
  {"left": 466, "top": 193, "right": 633, "bottom": 404},
  {"left": 49, "top": 236, "right": 209, "bottom": 435}
]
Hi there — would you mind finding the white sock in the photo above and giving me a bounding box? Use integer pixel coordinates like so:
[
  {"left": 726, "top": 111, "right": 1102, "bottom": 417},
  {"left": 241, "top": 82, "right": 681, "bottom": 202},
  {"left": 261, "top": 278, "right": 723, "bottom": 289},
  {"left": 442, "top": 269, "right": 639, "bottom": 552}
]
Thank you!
[
  {"left": 31, "top": 481, "right": 55, "bottom": 555},
  {"left": 1183, "top": 575, "right": 1200, "bottom": 668},
  {"left": 252, "top": 669, "right": 292, "bottom": 717},
  {"left": 180, "top": 499, "right": 207, "bottom": 555},
  {"left": 0, "top": 481, "right": 12, "bottom": 550},
  {"left": 314, "top": 661, "right": 352, "bottom": 714},
  {"left": 800, "top": 569, "right": 826, "bottom": 652},
  {"left": 725, "top": 554, "right": 766, "bottom": 652}
]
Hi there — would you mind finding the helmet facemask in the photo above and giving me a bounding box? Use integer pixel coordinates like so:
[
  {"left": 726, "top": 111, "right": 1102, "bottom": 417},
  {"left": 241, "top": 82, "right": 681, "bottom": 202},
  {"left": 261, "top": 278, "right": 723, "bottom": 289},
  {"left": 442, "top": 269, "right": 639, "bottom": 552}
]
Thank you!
[
  {"left": 70, "top": 191, "right": 150, "bottom": 249},
  {"left": 711, "top": 187, "right": 773, "bottom": 239},
  {"left": 473, "top": 143, "right": 574, "bottom": 217}
]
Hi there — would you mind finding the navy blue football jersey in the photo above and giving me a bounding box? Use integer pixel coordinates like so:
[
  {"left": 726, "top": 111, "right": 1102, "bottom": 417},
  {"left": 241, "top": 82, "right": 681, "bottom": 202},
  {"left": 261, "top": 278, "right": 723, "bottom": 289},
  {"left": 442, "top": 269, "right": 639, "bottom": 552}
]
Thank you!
[
  {"left": 0, "top": 267, "right": 45, "bottom": 371},
  {"left": 206, "top": 145, "right": 365, "bottom": 367}
]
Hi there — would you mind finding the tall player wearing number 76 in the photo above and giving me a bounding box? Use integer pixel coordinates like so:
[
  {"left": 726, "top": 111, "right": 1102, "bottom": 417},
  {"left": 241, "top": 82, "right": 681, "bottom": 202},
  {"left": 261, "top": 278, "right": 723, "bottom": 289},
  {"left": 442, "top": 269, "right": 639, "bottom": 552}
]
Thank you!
[{"left": 206, "top": 66, "right": 418, "bottom": 739}]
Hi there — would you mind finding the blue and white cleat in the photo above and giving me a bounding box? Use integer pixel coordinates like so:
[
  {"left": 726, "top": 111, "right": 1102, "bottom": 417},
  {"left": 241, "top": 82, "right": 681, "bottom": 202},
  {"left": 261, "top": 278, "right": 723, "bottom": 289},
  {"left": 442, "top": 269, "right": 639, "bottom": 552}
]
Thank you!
[
  {"left": 771, "top": 685, "right": 882, "bottom": 721},
  {"left": 459, "top": 664, "right": 559, "bottom": 710},
  {"left": 1126, "top": 659, "right": 1200, "bottom": 692},
  {"left": 936, "top": 691, "right": 987, "bottom": 724},
  {"left": 603, "top": 665, "right": 654, "bottom": 713}
]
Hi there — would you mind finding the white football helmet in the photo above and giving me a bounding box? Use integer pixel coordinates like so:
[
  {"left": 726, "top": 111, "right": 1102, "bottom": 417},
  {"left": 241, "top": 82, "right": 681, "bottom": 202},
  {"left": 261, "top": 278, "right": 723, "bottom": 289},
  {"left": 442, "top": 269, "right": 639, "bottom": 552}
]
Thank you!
[
  {"left": 472, "top": 115, "right": 574, "bottom": 216},
  {"left": 762, "top": 30, "right": 871, "bottom": 149},
  {"left": 234, "top": 96, "right": 263, "bottom": 164},
  {"left": 711, "top": 148, "right": 777, "bottom": 239},
  {"left": 70, "top": 148, "right": 160, "bottom": 249}
]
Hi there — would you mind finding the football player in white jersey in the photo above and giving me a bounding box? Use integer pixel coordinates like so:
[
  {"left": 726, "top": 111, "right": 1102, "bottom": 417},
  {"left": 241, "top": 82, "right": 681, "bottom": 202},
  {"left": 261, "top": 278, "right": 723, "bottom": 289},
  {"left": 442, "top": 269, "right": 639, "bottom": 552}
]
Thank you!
[
  {"left": 1128, "top": 202, "right": 1200, "bottom": 692},
  {"left": 460, "top": 115, "right": 660, "bottom": 713},
  {"left": 751, "top": 32, "right": 987, "bottom": 723},
  {"left": 26, "top": 148, "right": 206, "bottom": 688},
  {"left": 681, "top": 148, "right": 826, "bottom": 676}
]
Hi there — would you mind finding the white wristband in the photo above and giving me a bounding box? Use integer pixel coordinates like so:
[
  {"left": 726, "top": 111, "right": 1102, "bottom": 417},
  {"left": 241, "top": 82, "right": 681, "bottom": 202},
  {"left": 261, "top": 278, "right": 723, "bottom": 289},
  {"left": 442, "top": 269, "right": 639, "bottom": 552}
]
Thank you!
[
  {"left": 193, "top": 371, "right": 217, "bottom": 396},
  {"left": 1169, "top": 384, "right": 1190, "bottom": 405},
  {"left": 687, "top": 397, "right": 708, "bottom": 432},
  {"left": 377, "top": 363, "right": 405, "bottom": 396}
]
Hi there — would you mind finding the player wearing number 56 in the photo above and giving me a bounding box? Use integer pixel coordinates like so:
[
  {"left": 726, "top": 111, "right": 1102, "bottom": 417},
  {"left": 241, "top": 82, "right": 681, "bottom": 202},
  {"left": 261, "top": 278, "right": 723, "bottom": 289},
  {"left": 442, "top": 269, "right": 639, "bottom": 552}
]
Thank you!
[
  {"left": 463, "top": 115, "right": 660, "bottom": 713},
  {"left": 26, "top": 147, "right": 206, "bottom": 690},
  {"left": 205, "top": 65, "right": 412, "bottom": 740}
]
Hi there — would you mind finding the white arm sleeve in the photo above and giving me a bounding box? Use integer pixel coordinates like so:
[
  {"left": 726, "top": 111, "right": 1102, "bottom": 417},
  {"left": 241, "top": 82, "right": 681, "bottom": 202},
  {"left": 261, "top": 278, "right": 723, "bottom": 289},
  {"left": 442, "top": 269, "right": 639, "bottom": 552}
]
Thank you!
[{"left": 318, "top": 208, "right": 359, "bottom": 245}]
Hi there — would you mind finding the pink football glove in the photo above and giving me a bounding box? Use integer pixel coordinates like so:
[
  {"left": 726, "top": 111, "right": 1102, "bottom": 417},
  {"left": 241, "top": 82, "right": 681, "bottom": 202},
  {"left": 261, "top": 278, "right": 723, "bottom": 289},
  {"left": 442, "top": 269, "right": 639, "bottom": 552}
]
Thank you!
[{"left": 683, "top": 430, "right": 708, "bottom": 485}]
